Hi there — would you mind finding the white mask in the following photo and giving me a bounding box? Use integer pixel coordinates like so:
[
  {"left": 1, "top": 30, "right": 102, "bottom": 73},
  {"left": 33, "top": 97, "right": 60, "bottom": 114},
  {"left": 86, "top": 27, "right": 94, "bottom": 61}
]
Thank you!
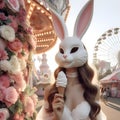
[{"left": 51, "top": 0, "right": 93, "bottom": 68}]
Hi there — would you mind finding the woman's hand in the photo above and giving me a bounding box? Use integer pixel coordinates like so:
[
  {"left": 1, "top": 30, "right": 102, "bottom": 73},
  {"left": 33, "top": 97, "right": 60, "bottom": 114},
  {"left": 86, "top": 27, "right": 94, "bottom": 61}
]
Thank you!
[{"left": 52, "top": 93, "right": 64, "bottom": 120}]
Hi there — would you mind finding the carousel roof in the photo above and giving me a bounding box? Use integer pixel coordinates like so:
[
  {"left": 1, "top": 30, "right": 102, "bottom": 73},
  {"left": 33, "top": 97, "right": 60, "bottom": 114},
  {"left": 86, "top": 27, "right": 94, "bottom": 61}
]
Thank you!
[{"left": 25, "top": 0, "right": 70, "bottom": 54}]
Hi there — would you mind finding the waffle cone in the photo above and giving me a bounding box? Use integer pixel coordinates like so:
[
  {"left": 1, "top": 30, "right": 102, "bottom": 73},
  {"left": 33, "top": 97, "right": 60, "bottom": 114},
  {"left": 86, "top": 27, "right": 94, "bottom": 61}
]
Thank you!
[{"left": 57, "top": 87, "right": 65, "bottom": 95}]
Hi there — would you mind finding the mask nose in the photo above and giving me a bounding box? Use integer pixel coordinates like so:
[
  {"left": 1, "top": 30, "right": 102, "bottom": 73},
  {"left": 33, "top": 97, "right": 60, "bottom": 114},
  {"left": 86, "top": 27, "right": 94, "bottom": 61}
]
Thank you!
[{"left": 63, "top": 54, "right": 67, "bottom": 59}]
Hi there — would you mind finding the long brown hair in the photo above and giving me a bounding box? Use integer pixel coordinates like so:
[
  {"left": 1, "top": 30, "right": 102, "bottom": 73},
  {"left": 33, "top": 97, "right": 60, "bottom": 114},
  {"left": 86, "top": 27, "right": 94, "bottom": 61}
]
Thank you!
[{"left": 46, "top": 63, "right": 100, "bottom": 120}]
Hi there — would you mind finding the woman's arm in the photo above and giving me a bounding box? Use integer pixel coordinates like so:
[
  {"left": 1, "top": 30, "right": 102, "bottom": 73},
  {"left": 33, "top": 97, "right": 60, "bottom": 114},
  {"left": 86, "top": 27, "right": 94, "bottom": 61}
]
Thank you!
[
  {"left": 52, "top": 93, "right": 64, "bottom": 120},
  {"left": 36, "top": 86, "right": 64, "bottom": 120}
]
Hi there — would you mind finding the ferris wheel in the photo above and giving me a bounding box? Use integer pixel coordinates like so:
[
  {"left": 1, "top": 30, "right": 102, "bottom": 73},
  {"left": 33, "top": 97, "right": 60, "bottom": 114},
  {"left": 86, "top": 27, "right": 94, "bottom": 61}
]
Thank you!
[{"left": 93, "top": 27, "right": 120, "bottom": 69}]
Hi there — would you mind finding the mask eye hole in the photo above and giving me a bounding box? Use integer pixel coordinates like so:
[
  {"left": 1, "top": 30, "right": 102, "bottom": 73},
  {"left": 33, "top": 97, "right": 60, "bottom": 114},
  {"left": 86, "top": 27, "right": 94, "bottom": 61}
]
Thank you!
[
  {"left": 60, "top": 48, "right": 64, "bottom": 54},
  {"left": 70, "top": 47, "right": 79, "bottom": 53}
]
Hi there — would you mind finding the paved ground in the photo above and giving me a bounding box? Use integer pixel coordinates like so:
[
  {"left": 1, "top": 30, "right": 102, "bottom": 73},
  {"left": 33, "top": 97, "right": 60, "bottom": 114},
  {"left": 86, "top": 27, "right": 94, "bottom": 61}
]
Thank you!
[{"left": 100, "top": 97, "right": 120, "bottom": 120}]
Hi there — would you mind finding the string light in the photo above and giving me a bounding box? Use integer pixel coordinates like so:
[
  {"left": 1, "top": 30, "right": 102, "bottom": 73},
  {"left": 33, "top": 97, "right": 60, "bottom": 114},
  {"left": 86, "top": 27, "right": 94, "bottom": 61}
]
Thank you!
[
  {"left": 27, "top": 0, "right": 31, "bottom": 3},
  {"left": 37, "top": 7, "right": 41, "bottom": 10},
  {"left": 41, "top": 10, "right": 45, "bottom": 13}
]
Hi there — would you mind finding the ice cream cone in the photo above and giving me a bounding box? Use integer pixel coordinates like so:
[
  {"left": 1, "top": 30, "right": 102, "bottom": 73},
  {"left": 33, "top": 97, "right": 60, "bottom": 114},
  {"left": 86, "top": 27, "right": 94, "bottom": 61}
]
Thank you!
[{"left": 57, "top": 86, "right": 65, "bottom": 95}]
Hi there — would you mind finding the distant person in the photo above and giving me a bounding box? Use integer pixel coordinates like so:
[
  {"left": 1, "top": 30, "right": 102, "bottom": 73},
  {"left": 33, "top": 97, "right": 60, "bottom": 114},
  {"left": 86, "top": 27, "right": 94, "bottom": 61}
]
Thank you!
[
  {"left": 102, "top": 88, "right": 109, "bottom": 103},
  {"left": 103, "top": 88, "right": 107, "bottom": 99},
  {"left": 106, "top": 87, "right": 110, "bottom": 97}
]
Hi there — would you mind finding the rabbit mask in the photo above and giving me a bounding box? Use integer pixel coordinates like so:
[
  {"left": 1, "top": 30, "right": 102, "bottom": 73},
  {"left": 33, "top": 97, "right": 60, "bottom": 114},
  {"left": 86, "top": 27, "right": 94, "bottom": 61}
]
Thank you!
[{"left": 51, "top": 0, "right": 93, "bottom": 68}]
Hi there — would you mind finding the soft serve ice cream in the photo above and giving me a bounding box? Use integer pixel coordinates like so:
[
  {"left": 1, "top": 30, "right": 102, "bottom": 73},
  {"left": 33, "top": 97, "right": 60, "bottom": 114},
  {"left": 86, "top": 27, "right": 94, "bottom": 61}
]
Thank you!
[{"left": 56, "top": 71, "right": 67, "bottom": 95}]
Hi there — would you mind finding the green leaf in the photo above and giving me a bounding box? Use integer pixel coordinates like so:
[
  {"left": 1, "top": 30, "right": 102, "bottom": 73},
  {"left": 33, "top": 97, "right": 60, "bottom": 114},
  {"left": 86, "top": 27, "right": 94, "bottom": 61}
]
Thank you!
[
  {"left": 9, "top": 99, "right": 23, "bottom": 114},
  {"left": 5, "top": 47, "right": 15, "bottom": 60},
  {"left": 24, "top": 85, "right": 36, "bottom": 96},
  {"left": 4, "top": 18, "right": 11, "bottom": 24},
  {"left": 0, "top": 19, "right": 11, "bottom": 25},
  {"left": 0, "top": 20, "right": 3, "bottom": 25},
  {"left": 21, "top": 50, "right": 25, "bottom": 56}
]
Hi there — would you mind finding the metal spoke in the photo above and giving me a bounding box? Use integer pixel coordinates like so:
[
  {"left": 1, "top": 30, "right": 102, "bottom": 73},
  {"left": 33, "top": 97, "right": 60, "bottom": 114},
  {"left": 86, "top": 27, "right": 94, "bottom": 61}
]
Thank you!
[{"left": 93, "top": 28, "right": 120, "bottom": 69}]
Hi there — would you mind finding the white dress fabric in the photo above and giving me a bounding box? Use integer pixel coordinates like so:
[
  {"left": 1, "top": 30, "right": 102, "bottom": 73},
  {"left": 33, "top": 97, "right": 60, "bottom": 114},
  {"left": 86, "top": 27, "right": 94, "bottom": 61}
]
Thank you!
[
  {"left": 61, "top": 101, "right": 90, "bottom": 120},
  {"left": 36, "top": 101, "right": 107, "bottom": 120}
]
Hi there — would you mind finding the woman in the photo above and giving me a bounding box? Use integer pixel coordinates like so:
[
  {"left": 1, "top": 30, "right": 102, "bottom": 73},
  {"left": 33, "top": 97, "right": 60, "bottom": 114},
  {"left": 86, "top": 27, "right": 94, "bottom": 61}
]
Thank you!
[{"left": 36, "top": 0, "right": 106, "bottom": 119}]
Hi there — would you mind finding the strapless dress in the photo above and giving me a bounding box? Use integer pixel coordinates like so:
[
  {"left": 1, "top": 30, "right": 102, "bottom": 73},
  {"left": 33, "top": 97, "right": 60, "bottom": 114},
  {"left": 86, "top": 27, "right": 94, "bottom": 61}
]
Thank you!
[
  {"left": 36, "top": 101, "right": 107, "bottom": 120},
  {"left": 61, "top": 101, "right": 90, "bottom": 120}
]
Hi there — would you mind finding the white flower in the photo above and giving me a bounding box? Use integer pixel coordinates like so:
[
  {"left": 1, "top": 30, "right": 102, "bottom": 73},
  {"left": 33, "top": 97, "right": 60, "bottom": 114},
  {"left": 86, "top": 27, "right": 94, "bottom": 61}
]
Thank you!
[
  {"left": 0, "top": 56, "right": 21, "bottom": 74},
  {"left": 0, "top": 25, "right": 15, "bottom": 42},
  {"left": 0, "top": 60, "right": 11, "bottom": 72},
  {"left": 10, "top": 56, "right": 21, "bottom": 73}
]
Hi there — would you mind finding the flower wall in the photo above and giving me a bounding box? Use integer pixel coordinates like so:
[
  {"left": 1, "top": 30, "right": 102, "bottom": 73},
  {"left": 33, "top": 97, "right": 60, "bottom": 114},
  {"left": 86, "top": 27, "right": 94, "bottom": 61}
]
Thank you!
[{"left": 0, "top": 0, "right": 38, "bottom": 120}]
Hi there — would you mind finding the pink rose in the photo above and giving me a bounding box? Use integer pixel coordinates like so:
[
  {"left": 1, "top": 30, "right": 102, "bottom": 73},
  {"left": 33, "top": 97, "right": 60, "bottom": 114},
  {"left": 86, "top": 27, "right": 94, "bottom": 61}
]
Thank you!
[
  {"left": 10, "top": 72, "right": 26, "bottom": 91},
  {"left": 8, "top": 38, "right": 23, "bottom": 52},
  {"left": 0, "top": 108, "right": 10, "bottom": 120},
  {"left": 17, "top": 7, "right": 26, "bottom": 23},
  {"left": 9, "top": 0, "right": 18, "bottom": 8},
  {"left": 4, "top": 87, "right": 19, "bottom": 107},
  {"left": 13, "top": 113, "right": 24, "bottom": 120},
  {"left": 31, "top": 94, "right": 38, "bottom": 106},
  {"left": 0, "top": 88, "right": 4, "bottom": 101},
  {"left": 0, "top": 1, "right": 5, "bottom": 9},
  {"left": 0, "top": 39, "right": 6, "bottom": 50},
  {"left": 0, "top": 74, "right": 10, "bottom": 88},
  {"left": 0, "top": 49, "right": 8, "bottom": 60},
  {"left": 23, "top": 96, "right": 35, "bottom": 117},
  {"left": 0, "top": 13, "right": 7, "bottom": 20},
  {"left": 6, "top": 0, "right": 20, "bottom": 12},
  {"left": 8, "top": 15, "right": 18, "bottom": 32}
]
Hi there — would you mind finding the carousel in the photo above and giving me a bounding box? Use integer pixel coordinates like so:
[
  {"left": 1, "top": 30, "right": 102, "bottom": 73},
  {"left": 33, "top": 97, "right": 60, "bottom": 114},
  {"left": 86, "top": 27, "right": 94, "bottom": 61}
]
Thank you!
[{"left": 25, "top": 0, "right": 70, "bottom": 54}]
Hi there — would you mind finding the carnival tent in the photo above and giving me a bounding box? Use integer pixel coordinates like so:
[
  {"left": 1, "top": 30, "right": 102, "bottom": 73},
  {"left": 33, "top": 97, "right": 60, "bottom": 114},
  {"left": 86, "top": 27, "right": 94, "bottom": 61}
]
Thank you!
[{"left": 100, "top": 69, "right": 120, "bottom": 84}]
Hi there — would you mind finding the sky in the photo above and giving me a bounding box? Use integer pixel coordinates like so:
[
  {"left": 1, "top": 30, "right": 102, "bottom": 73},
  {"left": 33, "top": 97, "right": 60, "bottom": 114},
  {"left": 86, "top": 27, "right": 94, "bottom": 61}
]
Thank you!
[{"left": 35, "top": 0, "right": 120, "bottom": 72}]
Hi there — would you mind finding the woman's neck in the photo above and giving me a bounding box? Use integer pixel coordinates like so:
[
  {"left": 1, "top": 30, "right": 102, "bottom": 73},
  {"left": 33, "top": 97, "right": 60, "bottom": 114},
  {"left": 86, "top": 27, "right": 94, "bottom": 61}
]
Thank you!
[
  {"left": 66, "top": 68, "right": 78, "bottom": 77},
  {"left": 66, "top": 68, "right": 79, "bottom": 86}
]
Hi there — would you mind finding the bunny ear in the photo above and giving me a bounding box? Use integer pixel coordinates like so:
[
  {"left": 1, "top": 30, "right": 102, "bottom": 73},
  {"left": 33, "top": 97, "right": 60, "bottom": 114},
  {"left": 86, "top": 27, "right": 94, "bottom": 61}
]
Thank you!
[
  {"left": 50, "top": 9, "right": 68, "bottom": 40},
  {"left": 73, "top": 0, "right": 94, "bottom": 39}
]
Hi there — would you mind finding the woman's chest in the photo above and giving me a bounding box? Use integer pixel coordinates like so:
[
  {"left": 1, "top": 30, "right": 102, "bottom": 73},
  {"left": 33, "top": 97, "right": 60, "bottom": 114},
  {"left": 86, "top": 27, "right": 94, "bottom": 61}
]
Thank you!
[
  {"left": 62, "top": 101, "right": 90, "bottom": 120},
  {"left": 65, "top": 85, "right": 85, "bottom": 110}
]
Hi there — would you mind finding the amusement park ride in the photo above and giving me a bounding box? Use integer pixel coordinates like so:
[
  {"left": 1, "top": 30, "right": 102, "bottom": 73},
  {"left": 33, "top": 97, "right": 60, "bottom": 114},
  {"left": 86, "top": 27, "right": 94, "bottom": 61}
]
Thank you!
[
  {"left": 93, "top": 27, "right": 120, "bottom": 72},
  {"left": 93, "top": 28, "right": 120, "bottom": 97},
  {"left": 25, "top": 0, "right": 70, "bottom": 54}
]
